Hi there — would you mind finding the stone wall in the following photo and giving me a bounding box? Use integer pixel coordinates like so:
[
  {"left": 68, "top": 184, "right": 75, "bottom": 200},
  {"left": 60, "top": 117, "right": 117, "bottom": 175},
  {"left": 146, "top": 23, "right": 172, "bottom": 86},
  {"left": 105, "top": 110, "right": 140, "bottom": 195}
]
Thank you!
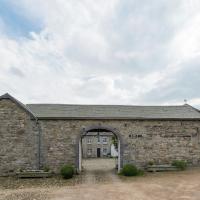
[
  {"left": 123, "top": 120, "right": 200, "bottom": 167},
  {"left": 39, "top": 119, "right": 200, "bottom": 172},
  {"left": 38, "top": 120, "right": 77, "bottom": 172},
  {"left": 0, "top": 99, "right": 38, "bottom": 176},
  {"left": 1, "top": 98, "right": 200, "bottom": 175}
]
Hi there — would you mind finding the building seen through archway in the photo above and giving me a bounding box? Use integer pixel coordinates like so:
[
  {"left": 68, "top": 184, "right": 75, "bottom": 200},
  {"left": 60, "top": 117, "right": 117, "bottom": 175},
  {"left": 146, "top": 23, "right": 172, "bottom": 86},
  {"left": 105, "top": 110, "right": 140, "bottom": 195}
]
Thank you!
[
  {"left": 82, "top": 131, "right": 118, "bottom": 158},
  {"left": 79, "top": 128, "right": 119, "bottom": 172}
]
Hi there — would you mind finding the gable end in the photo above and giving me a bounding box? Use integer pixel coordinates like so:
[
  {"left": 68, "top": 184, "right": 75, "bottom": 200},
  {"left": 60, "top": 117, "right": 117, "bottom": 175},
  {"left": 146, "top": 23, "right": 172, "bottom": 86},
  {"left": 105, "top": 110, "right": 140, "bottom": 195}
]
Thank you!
[{"left": 0, "top": 93, "right": 37, "bottom": 119}]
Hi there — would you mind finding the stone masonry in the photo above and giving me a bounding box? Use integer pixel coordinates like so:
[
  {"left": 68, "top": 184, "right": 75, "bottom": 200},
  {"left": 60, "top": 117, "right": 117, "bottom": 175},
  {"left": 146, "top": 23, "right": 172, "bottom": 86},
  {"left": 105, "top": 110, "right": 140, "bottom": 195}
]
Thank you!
[
  {"left": 0, "top": 99, "right": 38, "bottom": 176},
  {"left": 38, "top": 119, "right": 200, "bottom": 172},
  {"left": 1, "top": 94, "right": 200, "bottom": 176}
]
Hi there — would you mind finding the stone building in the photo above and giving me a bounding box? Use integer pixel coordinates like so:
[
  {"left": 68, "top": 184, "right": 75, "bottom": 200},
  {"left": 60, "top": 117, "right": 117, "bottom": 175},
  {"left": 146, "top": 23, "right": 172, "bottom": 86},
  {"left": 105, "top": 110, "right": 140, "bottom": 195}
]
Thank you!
[
  {"left": 1, "top": 93, "right": 200, "bottom": 176},
  {"left": 82, "top": 132, "right": 114, "bottom": 158}
]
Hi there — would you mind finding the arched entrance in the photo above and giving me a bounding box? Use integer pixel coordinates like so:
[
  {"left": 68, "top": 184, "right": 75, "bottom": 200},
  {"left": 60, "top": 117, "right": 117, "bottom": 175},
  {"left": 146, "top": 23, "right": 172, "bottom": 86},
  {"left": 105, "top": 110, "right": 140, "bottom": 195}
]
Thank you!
[{"left": 76, "top": 125, "right": 123, "bottom": 172}]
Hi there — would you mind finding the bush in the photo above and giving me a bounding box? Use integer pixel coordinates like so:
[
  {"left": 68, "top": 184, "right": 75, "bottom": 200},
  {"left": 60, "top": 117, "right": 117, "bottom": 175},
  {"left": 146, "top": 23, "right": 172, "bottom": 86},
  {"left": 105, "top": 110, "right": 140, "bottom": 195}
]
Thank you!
[
  {"left": 172, "top": 160, "right": 187, "bottom": 170},
  {"left": 43, "top": 166, "right": 50, "bottom": 172},
  {"left": 148, "top": 161, "right": 154, "bottom": 166},
  {"left": 60, "top": 165, "right": 74, "bottom": 179},
  {"left": 120, "top": 164, "right": 143, "bottom": 176},
  {"left": 137, "top": 169, "right": 144, "bottom": 176}
]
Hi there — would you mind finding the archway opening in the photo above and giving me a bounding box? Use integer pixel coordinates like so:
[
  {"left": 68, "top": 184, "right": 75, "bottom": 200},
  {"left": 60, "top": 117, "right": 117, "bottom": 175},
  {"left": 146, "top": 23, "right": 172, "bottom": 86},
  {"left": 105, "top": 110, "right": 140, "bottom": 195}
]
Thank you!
[{"left": 77, "top": 126, "right": 122, "bottom": 173}]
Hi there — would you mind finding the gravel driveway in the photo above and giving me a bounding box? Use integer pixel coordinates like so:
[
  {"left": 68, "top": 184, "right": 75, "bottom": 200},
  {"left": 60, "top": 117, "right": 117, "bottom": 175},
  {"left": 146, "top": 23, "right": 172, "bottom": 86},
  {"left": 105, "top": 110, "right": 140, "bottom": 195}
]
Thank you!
[{"left": 1, "top": 159, "right": 200, "bottom": 200}]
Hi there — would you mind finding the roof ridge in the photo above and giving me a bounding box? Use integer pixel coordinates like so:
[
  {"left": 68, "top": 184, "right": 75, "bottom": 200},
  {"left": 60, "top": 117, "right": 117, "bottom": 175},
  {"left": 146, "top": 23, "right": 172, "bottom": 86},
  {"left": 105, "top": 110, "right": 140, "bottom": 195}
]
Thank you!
[
  {"left": 27, "top": 103, "right": 185, "bottom": 107},
  {"left": 183, "top": 103, "right": 200, "bottom": 114}
]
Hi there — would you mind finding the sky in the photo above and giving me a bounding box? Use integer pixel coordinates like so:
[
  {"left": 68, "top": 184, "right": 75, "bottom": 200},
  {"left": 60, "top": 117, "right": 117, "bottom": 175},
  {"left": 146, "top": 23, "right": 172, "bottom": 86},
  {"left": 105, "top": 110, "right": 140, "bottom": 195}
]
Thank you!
[{"left": 0, "top": 0, "right": 200, "bottom": 107}]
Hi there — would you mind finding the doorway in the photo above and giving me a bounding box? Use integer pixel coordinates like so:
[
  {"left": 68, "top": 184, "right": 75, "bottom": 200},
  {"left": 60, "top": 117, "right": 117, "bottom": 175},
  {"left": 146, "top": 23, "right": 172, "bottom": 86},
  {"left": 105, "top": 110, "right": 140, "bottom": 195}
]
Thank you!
[
  {"left": 97, "top": 148, "right": 101, "bottom": 158},
  {"left": 77, "top": 125, "right": 123, "bottom": 173}
]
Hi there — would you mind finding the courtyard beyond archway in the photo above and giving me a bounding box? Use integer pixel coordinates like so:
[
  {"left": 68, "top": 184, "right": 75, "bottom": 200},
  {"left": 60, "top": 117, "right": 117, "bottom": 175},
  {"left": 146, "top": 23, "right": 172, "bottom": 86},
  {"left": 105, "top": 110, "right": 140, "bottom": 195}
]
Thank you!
[{"left": 77, "top": 125, "right": 123, "bottom": 172}]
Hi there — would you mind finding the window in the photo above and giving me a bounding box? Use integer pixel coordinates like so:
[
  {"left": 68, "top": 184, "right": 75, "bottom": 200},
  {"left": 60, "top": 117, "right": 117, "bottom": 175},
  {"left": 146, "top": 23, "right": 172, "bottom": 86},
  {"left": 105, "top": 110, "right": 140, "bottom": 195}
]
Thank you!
[
  {"left": 87, "top": 149, "right": 92, "bottom": 155},
  {"left": 87, "top": 137, "right": 92, "bottom": 144},
  {"left": 102, "top": 137, "right": 107, "bottom": 144},
  {"left": 97, "top": 136, "right": 100, "bottom": 143},
  {"left": 103, "top": 148, "right": 107, "bottom": 155}
]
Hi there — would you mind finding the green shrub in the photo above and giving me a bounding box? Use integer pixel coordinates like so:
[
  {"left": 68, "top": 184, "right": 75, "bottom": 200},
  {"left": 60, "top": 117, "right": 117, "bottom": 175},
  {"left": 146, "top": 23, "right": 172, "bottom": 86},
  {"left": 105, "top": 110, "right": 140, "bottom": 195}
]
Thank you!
[
  {"left": 172, "top": 160, "right": 187, "bottom": 170},
  {"left": 120, "top": 164, "right": 143, "bottom": 176},
  {"left": 60, "top": 165, "right": 74, "bottom": 179},
  {"left": 137, "top": 169, "right": 144, "bottom": 176},
  {"left": 148, "top": 161, "right": 154, "bottom": 166},
  {"left": 43, "top": 166, "right": 50, "bottom": 172},
  {"left": 19, "top": 168, "right": 24, "bottom": 172}
]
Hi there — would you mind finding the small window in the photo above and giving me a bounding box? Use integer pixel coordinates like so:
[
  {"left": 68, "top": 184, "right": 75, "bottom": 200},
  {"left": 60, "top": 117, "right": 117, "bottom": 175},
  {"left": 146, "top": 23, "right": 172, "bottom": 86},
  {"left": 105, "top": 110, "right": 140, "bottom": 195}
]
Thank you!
[
  {"left": 103, "top": 148, "right": 107, "bottom": 155},
  {"left": 102, "top": 137, "right": 107, "bottom": 144},
  {"left": 87, "top": 137, "right": 92, "bottom": 144},
  {"left": 87, "top": 149, "right": 92, "bottom": 155},
  {"left": 97, "top": 136, "right": 100, "bottom": 143}
]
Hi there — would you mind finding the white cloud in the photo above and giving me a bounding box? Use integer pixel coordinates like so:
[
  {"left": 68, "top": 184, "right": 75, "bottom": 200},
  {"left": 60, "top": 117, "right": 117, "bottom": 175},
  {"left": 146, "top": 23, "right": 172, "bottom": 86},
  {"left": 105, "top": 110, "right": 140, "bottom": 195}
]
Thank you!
[
  {"left": 170, "top": 13, "right": 200, "bottom": 62},
  {"left": 0, "top": 0, "right": 200, "bottom": 107}
]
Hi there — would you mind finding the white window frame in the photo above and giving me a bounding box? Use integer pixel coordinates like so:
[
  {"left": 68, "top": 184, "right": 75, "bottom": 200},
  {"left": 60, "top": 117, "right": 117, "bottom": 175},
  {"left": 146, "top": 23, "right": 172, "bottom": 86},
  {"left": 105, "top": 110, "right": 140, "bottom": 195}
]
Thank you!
[
  {"left": 103, "top": 148, "right": 107, "bottom": 155},
  {"left": 97, "top": 136, "right": 101, "bottom": 144},
  {"left": 102, "top": 137, "right": 108, "bottom": 144},
  {"left": 87, "top": 137, "right": 92, "bottom": 144}
]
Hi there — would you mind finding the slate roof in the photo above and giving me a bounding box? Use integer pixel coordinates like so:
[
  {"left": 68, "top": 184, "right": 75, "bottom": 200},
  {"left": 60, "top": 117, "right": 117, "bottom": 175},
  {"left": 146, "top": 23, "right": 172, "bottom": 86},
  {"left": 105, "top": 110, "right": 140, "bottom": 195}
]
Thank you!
[
  {"left": 1, "top": 93, "right": 200, "bottom": 120},
  {"left": 26, "top": 103, "right": 200, "bottom": 120}
]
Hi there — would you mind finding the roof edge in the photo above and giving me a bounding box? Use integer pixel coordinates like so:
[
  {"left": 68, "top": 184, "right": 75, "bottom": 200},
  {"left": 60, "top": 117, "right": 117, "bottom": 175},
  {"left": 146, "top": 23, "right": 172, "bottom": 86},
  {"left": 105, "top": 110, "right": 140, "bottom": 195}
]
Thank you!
[
  {"left": 35, "top": 116, "right": 200, "bottom": 120},
  {"left": 0, "top": 93, "right": 37, "bottom": 120},
  {"left": 184, "top": 103, "right": 200, "bottom": 114},
  {"left": 26, "top": 103, "right": 187, "bottom": 107}
]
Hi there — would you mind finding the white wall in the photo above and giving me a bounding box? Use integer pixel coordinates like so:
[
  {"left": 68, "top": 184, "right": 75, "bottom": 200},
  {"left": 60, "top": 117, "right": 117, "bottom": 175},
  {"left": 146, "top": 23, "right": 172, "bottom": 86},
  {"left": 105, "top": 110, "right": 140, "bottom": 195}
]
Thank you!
[{"left": 111, "top": 144, "right": 118, "bottom": 157}]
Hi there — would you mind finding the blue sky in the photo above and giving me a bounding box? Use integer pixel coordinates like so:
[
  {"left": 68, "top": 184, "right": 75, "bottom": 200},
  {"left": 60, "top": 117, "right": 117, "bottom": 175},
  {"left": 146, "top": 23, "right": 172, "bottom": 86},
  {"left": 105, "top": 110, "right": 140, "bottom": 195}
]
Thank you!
[
  {"left": 0, "top": 0, "right": 200, "bottom": 107},
  {"left": 0, "top": 0, "right": 42, "bottom": 38}
]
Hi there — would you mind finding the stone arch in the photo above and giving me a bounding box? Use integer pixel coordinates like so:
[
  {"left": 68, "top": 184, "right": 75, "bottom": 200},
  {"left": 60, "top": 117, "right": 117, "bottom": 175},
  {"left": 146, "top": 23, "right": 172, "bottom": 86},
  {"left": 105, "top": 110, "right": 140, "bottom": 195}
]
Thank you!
[{"left": 76, "top": 124, "right": 124, "bottom": 172}]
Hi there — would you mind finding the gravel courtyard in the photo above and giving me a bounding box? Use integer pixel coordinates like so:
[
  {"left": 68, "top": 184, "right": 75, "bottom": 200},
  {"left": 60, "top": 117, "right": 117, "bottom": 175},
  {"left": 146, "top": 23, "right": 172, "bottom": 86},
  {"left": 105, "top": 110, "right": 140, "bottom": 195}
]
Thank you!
[{"left": 1, "top": 159, "right": 200, "bottom": 200}]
